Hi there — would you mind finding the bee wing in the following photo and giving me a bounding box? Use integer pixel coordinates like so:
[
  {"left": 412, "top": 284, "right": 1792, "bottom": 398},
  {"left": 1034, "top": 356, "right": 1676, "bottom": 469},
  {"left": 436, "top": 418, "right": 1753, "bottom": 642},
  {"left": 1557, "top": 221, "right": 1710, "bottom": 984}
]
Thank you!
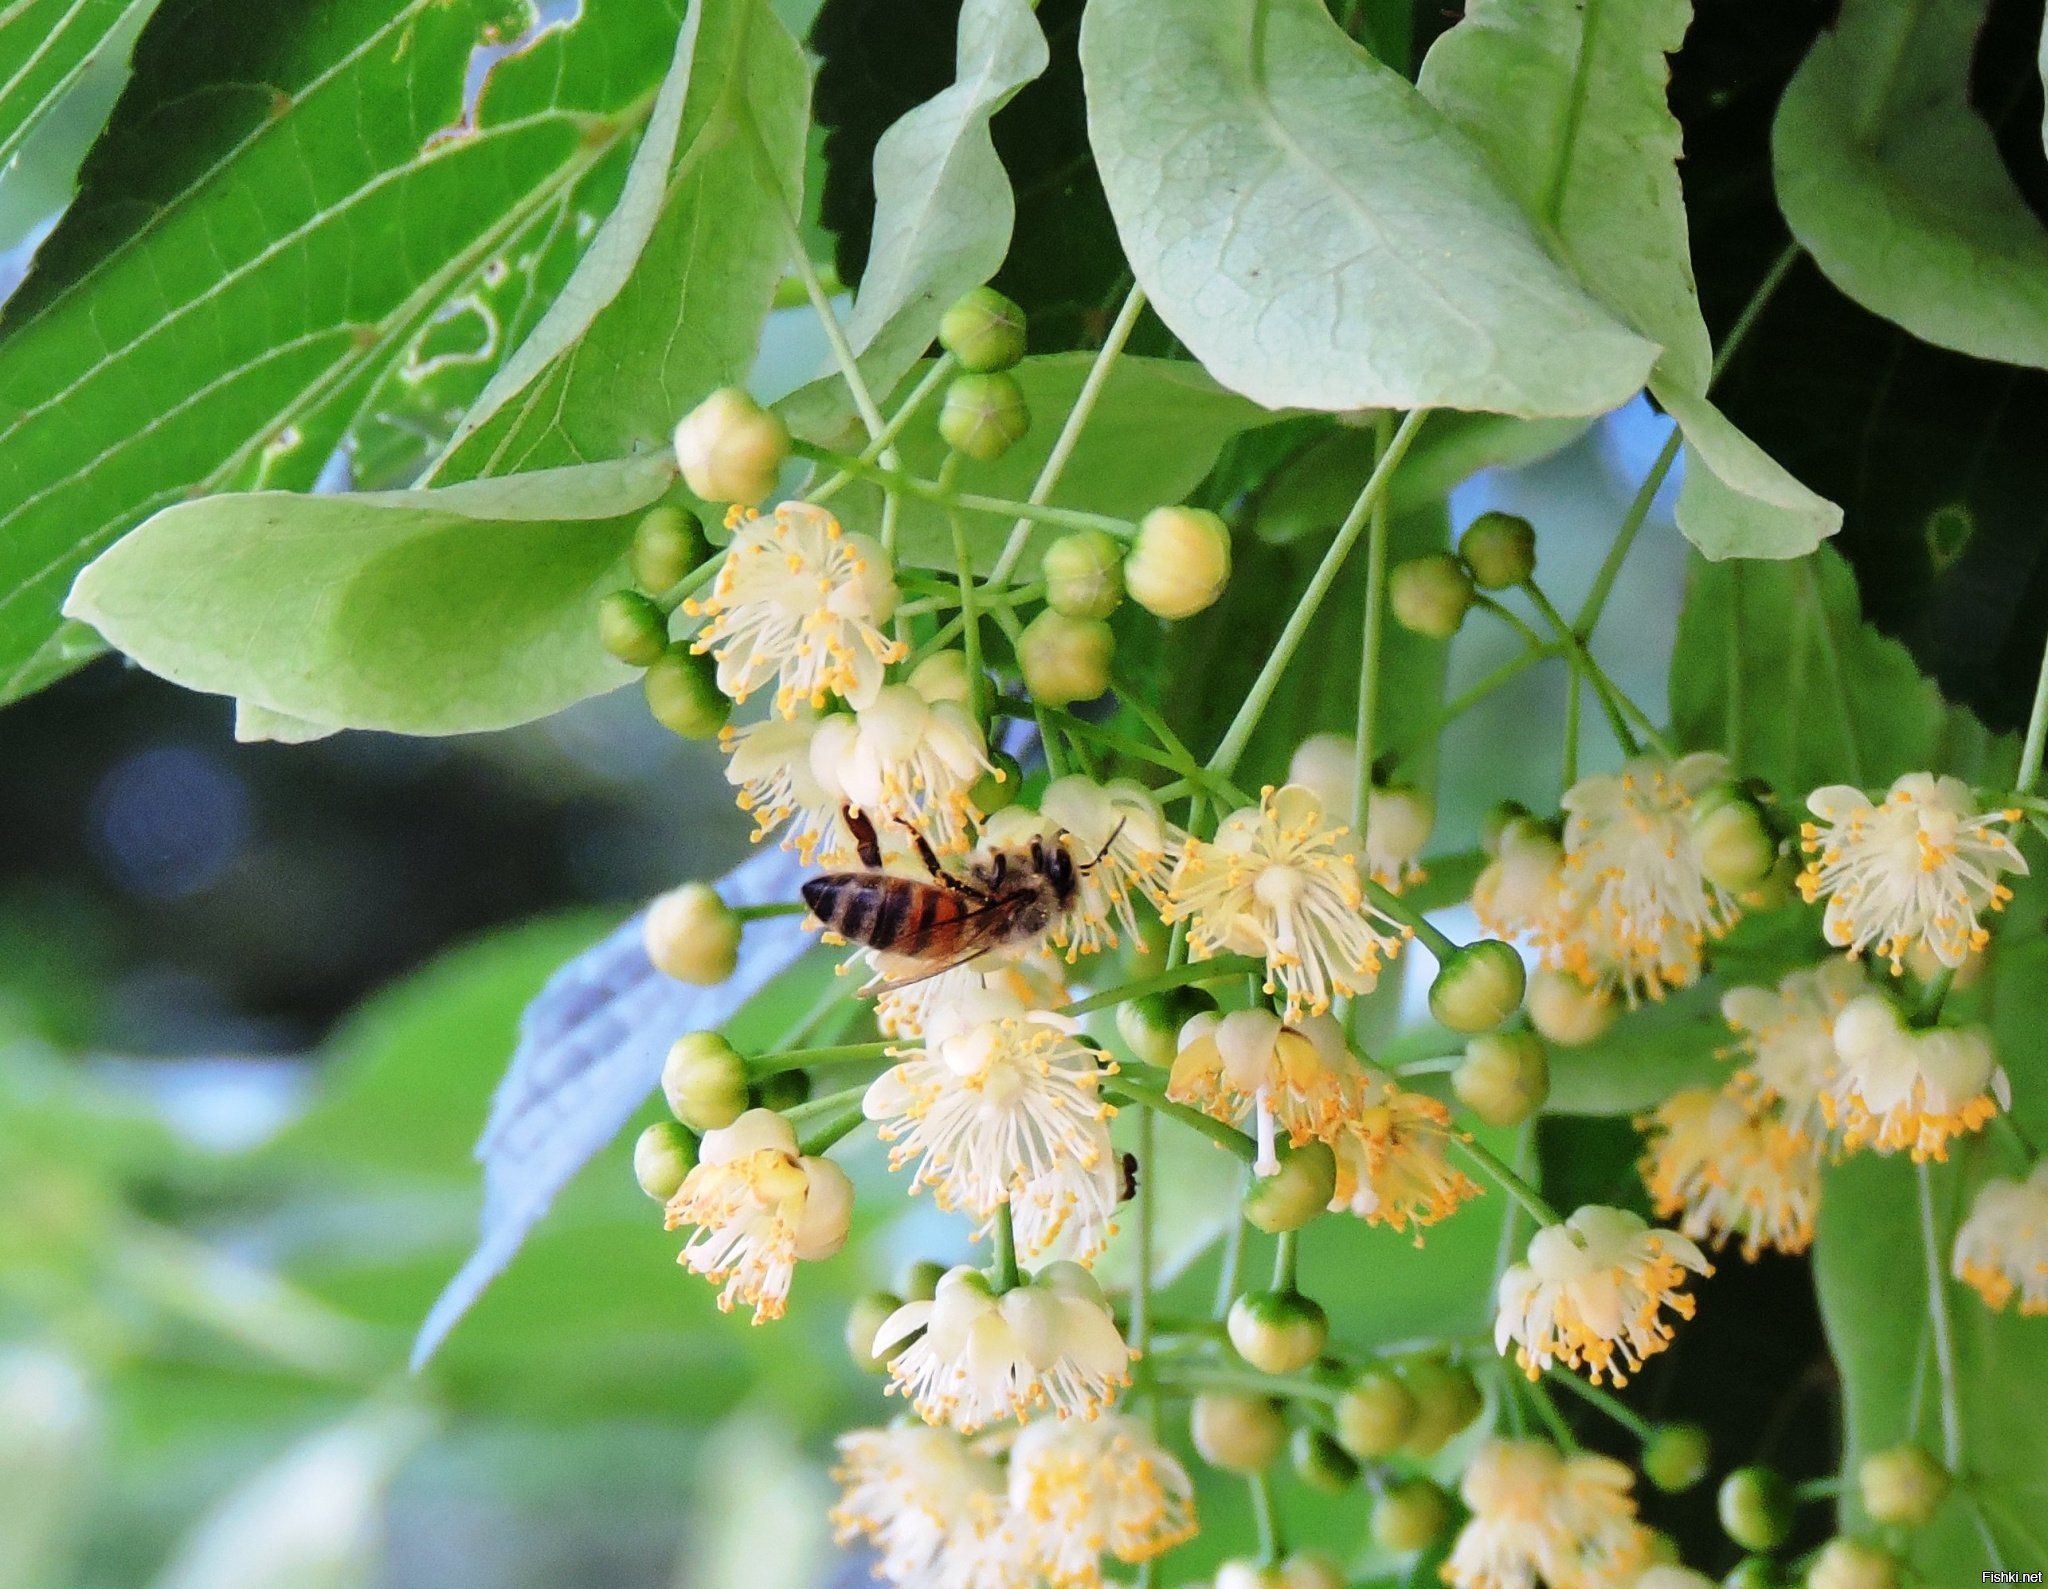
[{"left": 867, "top": 899, "right": 1026, "bottom": 993}]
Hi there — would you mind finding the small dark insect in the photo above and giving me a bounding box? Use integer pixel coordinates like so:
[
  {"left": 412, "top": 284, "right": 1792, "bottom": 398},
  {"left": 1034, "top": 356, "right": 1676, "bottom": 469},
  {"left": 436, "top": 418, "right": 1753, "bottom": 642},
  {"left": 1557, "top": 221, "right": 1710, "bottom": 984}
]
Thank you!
[{"left": 1118, "top": 1151, "right": 1141, "bottom": 1204}]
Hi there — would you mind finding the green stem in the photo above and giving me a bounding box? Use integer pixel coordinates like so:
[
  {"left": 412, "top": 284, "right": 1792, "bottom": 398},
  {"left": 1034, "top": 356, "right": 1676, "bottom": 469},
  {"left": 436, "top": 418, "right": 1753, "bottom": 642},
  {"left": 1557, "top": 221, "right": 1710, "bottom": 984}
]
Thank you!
[
  {"left": 1711, "top": 242, "right": 1802, "bottom": 386},
  {"left": 1545, "top": 1366, "right": 1654, "bottom": 1440},
  {"left": 2017, "top": 626, "right": 2048, "bottom": 796},
  {"left": 1215, "top": 1168, "right": 1251, "bottom": 1318},
  {"left": 1059, "top": 955, "right": 1265, "bottom": 1018},
  {"left": 1573, "top": 427, "right": 1681, "bottom": 641},
  {"left": 798, "top": 1097, "right": 869, "bottom": 1156},
  {"left": 810, "top": 354, "right": 956, "bottom": 504},
  {"left": 779, "top": 227, "right": 888, "bottom": 448},
  {"left": 1472, "top": 593, "right": 1549, "bottom": 654},
  {"left": 1453, "top": 1134, "right": 1562, "bottom": 1227},
  {"left": 1113, "top": 674, "right": 1203, "bottom": 772},
  {"left": 1154, "top": 1364, "right": 1340, "bottom": 1405},
  {"left": 992, "top": 1201, "right": 1021, "bottom": 1292},
  {"left": 942, "top": 468, "right": 985, "bottom": 725},
  {"left": 792, "top": 443, "right": 1136, "bottom": 537},
  {"left": 1208, "top": 408, "right": 1429, "bottom": 778},
  {"left": 1562, "top": 670, "right": 1582, "bottom": 791},
  {"left": 1916, "top": 1160, "right": 1963, "bottom": 1469},
  {"left": 747, "top": 1041, "right": 894, "bottom": 1080},
  {"left": 1522, "top": 1374, "right": 1580, "bottom": 1451},
  {"left": 1273, "top": 1230, "right": 1298, "bottom": 1292},
  {"left": 1249, "top": 1471, "right": 1282, "bottom": 1566},
  {"left": 1523, "top": 582, "right": 1658, "bottom": 755},
  {"left": 734, "top": 901, "right": 808, "bottom": 923},
  {"left": 1363, "top": 877, "right": 1460, "bottom": 963},
  {"left": 1134, "top": 1106, "right": 1157, "bottom": 1373},
  {"left": 1793, "top": 1475, "right": 1841, "bottom": 1503},
  {"left": 655, "top": 555, "right": 722, "bottom": 618},
  {"left": 1106, "top": 1079, "right": 1258, "bottom": 1164},
  {"left": 1355, "top": 411, "right": 1396, "bottom": 837}
]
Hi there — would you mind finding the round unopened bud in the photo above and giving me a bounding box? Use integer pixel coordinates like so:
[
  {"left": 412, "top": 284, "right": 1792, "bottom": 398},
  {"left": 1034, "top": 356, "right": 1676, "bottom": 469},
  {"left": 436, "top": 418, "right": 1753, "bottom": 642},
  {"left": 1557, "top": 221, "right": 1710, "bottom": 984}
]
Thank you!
[
  {"left": 1483, "top": 801, "right": 1538, "bottom": 856},
  {"left": 846, "top": 1291, "right": 902, "bottom": 1374},
  {"left": 1390, "top": 551, "right": 1475, "bottom": 639},
  {"left": 1459, "top": 511, "right": 1537, "bottom": 589},
  {"left": 1692, "top": 784, "right": 1779, "bottom": 892},
  {"left": 1636, "top": 1422, "right": 1712, "bottom": 1494},
  {"left": 908, "top": 648, "right": 975, "bottom": 706},
  {"left": 1242, "top": 1139, "right": 1337, "bottom": 1234},
  {"left": 794, "top": 1153, "right": 854, "bottom": 1260},
  {"left": 599, "top": 589, "right": 671, "bottom": 667},
  {"left": 939, "top": 371, "right": 1030, "bottom": 461},
  {"left": 632, "top": 1120, "right": 697, "bottom": 1200},
  {"left": 938, "top": 285, "right": 1027, "bottom": 373},
  {"left": 1127, "top": 506, "right": 1232, "bottom": 620},
  {"left": 1453, "top": 1032, "right": 1549, "bottom": 1128},
  {"left": 1041, "top": 529, "right": 1126, "bottom": 620},
  {"left": 1278, "top": 1551, "right": 1344, "bottom": 1589},
  {"left": 1857, "top": 1442, "right": 1948, "bottom": 1528},
  {"left": 970, "top": 751, "right": 1021, "bottom": 815},
  {"left": 1717, "top": 1466, "right": 1794, "bottom": 1553},
  {"left": 1807, "top": 1539, "right": 1897, "bottom": 1589},
  {"left": 754, "top": 1068, "right": 810, "bottom": 1113},
  {"left": 1289, "top": 1426, "right": 1358, "bottom": 1493},
  {"left": 644, "top": 644, "right": 730, "bottom": 738},
  {"left": 1429, "top": 939, "right": 1527, "bottom": 1033},
  {"left": 1334, "top": 1367, "right": 1416, "bottom": 1459},
  {"left": 1372, "top": 1477, "right": 1454, "bottom": 1553},
  {"left": 1722, "top": 1559, "right": 1779, "bottom": 1589},
  {"left": 1527, "top": 969, "right": 1618, "bottom": 1047},
  {"left": 1397, "top": 1356, "right": 1483, "bottom": 1456},
  {"left": 673, "top": 387, "right": 788, "bottom": 505},
  {"left": 1191, "top": 1392, "right": 1285, "bottom": 1473},
  {"left": 1017, "top": 609, "right": 1114, "bottom": 707},
  {"left": 1215, "top": 1561, "right": 1288, "bottom": 1589},
  {"left": 645, "top": 884, "right": 741, "bottom": 985},
  {"left": 1228, "top": 1290, "right": 1328, "bottom": 1374},
  {"left": 631, "top": 505, "right": 708, "bottom": 594},
  {"left": 660, "top": 1031, "right": 748, "bottom": 1131},
  {"left": 1117, "top": 986, "right": 1220, "bottom": 1068}
]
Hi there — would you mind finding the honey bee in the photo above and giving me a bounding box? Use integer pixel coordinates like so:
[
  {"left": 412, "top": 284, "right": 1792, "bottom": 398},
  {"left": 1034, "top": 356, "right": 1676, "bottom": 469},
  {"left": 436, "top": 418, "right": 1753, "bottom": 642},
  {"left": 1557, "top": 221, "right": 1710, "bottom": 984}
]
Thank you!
[{"left": 801, "top": 805, "right": 1118, "bottom": 984}]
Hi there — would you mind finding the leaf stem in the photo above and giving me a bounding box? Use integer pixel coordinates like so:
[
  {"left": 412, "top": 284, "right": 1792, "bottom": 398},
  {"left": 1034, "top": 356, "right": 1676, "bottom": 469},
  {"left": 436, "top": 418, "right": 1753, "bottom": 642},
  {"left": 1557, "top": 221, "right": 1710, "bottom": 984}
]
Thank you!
[
  {"left": 747, "top": 1041, "right": 894, "bottom": 1080},
  {"left": 810, "top": 354, "right": 956, "bottom": 504},
  {"left": 1452, "top": 1134, "right": 1561, "bottom": 1227},
  {"left": 1574, "top": 427, "right": 1681, "bottom": 641},
  {"left": 734, "top": 901, "right": 808, "bottom": 922},
  {"left": 1106, "top": 1078, "right": 1258, "bottom": 1163},
  {"left": 1916, "top": 1160, "right": 1964, "bottom": 1469},
  {"left": 1153, "top": 1363, "right": 1340, "bottom": 1405},
  {"left": 1059, "top": 955, "right": 1265, "bottom": 1018},
  {"left": 1545, "top": 1366, "right": 1654, "bottom": 1440},
  {"left": 992, "top": 1201, "right": 1021, "bottom": 1292},
  {"left": 1363, "top": 877, "right": 1460, "bottom": 963},
  {"left": 1249, "top": 1471, "right": 1283, "bottom": 1565},
  {"left": 793, "top": 442, "right": 1135, "bottom": 536},
  {"left": 1355, "top": 411, "right": 1395, "bottom": 839}
]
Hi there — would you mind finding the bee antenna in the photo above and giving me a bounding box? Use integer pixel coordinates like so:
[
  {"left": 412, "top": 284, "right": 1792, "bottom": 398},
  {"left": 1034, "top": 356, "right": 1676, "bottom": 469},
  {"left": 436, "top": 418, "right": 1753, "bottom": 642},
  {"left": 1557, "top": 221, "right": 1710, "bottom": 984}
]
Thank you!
[{"left": 1082, "top": 818, "right": 1127, "bottom": 872}]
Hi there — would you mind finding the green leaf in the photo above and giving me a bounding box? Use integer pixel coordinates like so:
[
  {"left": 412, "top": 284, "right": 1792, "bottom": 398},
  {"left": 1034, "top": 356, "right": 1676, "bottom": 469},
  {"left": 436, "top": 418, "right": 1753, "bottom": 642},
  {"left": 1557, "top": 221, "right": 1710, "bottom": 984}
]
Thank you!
[
  {"left": 62, "top": 455, "right": 674, "bottom": 735},
  {"left": 1773, "top": 0, "right": 2048, "bottom": 369},
  {"left": 432, "top": 0, "right": 809, "bottom": 482},
  {"left": 0, "top": 0, "right": 151, "bottom": 192},
  {"left": 1418, "top": 0, "right": 1838, "bottom": 559},
  {"left": 1078, "top": 0, "right": 1656, "bottom": 418},
  {"left": 780, "top": 0, "right": 1048, "bottom": 446},
  {"left": 0, "top": 1, "right": 687, "bottom": 704}
]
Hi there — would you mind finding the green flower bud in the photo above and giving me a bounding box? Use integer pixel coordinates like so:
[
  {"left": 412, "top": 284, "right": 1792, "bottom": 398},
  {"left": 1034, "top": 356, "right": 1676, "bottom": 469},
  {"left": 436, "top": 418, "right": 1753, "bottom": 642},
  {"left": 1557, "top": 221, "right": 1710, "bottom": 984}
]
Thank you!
[
  {"left": 643, "top": 644, "right": 730, "bottom": 738},
  {"left": 1288, "top": 1426, "right": 1358, "bottom": 1494},
  {"left": 1641, "top": 1422, "right": 1713, "bottom": 1494},
  {"left": 1807, "top": 1539, "right": 1898, "bottom": 1589},
  {"left": 598, "top": 589, "right": 671, "bottom": 667},
  {"left": 631, "top": 505, "right": 708, "bottom": 594},
  {"left": 938, "top": 285, "right": 1027, "bottom": 373},
  {"left": 754, "top": 1068, "right": 810, "bottom": 1113},
  {"left": 970, "top": 751, "right": 1021, "bottom": 815},
  {"left": 1278, "top": 1551, "right": 1344, "bottom": 1589},
  {"left": 1127, "top": 505, "right": 1232, "bottom": 620},
  {"left": 939, "top": 371, "right": 1031, "bottom": 461},
  {"left": 1397, "top": 1356, "right": 1483, "bottom": 1457},
  {"left": 644, "top": 883, "right": 741, "bottom": 985},
  {"left": 632, "top": 1120, "right": 697, "bottom": 1200},
  {"left": 1453, "top": 1032, "right": 1549, "bottom": 1128},
  {"left": 902, "top": 1259, "right": 946, "bottom": 1302},
  {"left": 1389, "top": 551, "right": 1475, "bottom": 639},
  {"left": 1429, "top": 939, "right": 1527, "bottom": 1033},
  {"left": 1459, "top": 510, "right": 1537, "bottom": 589},
  {"left": 1017, "top": 609, "right": 1114, "bottom": 707},
  {"left": 1190, "top": 1392, "right": 1286, "bottom": 1473},
  {"left": 1527, "top": 969, "right": 1618, "bottom": 1047},
  {"left": 1242, "top": 1139, "right": 1337, "bottom": 1234},
  {"left": 1041, "top": 529, "right": 1126, "bottom": 619},
  {"left": 1227, "top": 1289, "right": 1328, "bottom": 1374},
  {"left": 845, "top": 1291, "right": 903, "bottom": 1374},
  {"left": 1334, "top": 1367, "right": 1416, "bottom": 1459},
  {"left": 1722, "top": 1558, "right": 1780, "bottom": 1589},
  {"left": 1117, "top": 986, "right": 1220, "bottom": 1069},
  {"left": 661, "top": 1031, "right": 749, "bottom": 1131},
  {"left": 1372, "top": 1477, "right": 1454, "bottom": 1554},
  {"left": 1717, "top": 1466, "right": 1794, "bottom": 1554},
  {"left": 673, "top": 387, "right": 789, "bottom": 506},
  {"left": 908, "top": 648, "right": 975, "bottom": 706},
  {"left": 1215, "top": 1561, "right": 1289, "bottom": 1589},
  {"left": 1857, "top": 1442, "right": 1948, "bottom": 1528},
  {"left": 1691, "top": 783, "right": 1780, "bottom": 893}
]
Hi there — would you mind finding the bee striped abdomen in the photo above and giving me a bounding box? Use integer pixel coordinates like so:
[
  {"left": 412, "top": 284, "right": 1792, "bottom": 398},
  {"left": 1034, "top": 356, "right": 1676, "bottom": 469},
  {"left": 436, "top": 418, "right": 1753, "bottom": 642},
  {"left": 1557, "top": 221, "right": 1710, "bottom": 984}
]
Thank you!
[{"left": 802, "top": 874, "right": 963, "bottom": 957}]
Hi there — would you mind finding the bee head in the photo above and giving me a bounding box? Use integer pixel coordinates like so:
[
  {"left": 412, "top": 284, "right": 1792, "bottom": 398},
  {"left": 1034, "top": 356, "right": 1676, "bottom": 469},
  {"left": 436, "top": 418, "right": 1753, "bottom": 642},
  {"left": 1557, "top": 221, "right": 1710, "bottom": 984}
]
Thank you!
[{"left": 1043, "top": 835, "right": 1077, "bottom": 902}]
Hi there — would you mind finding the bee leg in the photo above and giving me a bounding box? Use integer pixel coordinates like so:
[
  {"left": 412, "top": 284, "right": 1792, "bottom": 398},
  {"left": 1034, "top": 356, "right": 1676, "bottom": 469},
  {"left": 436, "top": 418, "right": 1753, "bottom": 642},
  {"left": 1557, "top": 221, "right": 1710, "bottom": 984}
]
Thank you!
[
  {"left": 896, "top": 819, "right": 987, "bottom": 900},
  {"left": 844, "top": 804, "right": 884, "bottom": 870}
]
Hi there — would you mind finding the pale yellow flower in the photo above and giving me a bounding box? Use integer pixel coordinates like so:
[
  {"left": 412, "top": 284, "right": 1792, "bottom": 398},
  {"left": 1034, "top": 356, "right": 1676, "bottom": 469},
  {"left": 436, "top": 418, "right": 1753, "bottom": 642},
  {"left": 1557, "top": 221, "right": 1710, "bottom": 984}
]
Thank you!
[
  {"left": 1328, "top": 1082, "right": 1483, "bottom": 1238},
  {"left": 831, "top": 1422, "right": 1030, "bottom": 1589},
  {"left": 1638, "top": 1089, "right": 1820, "bottom": 1261},
  {"left": 1008, "top": 1413, "right": 1198, "bottom": 1585},
  {"left": 1718, "top": 956, "right": 1866, "bottom": 1145},
  {"left": 1824, "top": 995, "right": 2007, "bottom": 1161},
  {"left": 1443, "top": 1438, "right": 1653, "bottom": 1589},
  {"left": 1167, "top": 1008, "right": 1360, "bottom": 1173},
  {"left": 1952, "top": 1161, "right": 2048, "bottom": 1315}
]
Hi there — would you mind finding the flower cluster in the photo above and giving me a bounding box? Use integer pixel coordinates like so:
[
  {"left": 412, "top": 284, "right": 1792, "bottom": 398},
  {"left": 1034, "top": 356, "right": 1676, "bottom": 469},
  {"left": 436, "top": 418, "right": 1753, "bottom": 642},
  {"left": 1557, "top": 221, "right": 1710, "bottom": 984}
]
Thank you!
[{"left": 1443, "top": 1438, "right": 1653, "bottom": 1589}]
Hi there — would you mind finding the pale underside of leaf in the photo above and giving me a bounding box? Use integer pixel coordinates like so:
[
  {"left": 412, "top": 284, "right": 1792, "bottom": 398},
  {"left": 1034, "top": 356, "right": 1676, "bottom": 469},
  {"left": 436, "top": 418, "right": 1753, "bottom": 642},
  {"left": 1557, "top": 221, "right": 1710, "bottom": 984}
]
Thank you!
[
  {"left": 1654, "top": 380, "right": 1841, "bottom": 561},
  {"left": 0, "top": 0, "right": 155, "bottom": 183}
]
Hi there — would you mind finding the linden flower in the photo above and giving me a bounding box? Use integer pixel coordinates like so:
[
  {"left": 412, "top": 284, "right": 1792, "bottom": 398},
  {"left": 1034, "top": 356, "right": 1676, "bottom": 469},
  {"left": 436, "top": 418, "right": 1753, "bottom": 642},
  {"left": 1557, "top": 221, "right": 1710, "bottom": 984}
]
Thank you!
[
  {"left": 874, "top": 1262, "right": 1135, "bottom": 1432},
  {"left": 813, "top": 682, "right": 996, "bottom": 855},
  {"left": 831, "top": 1422, "right": 1028, "bottom": 1589},
  {"left": 1168, "top": 783, "right": 1407, "bottom": 1019},
  {"left": 1327, "top": 1081, "right": 1483, "bottom": 1237},
  {"left": 1008, "top": 1414, "right": 1199, "bottom": 1585},
  {"left": 1285, "top": 732, "right": 1435, "bottom": 888},
  {"left": 1637, "top": 1089, "right": 1820, "bottom": 1262},
  {"left": 684, "top": 500, "right": 904, "bottom": 715},
  {"left": 721, "top": 710, "right": 859, "bottom": 865},
  {"left": 1443, "top": 1438, "right": 1652, "bottom": 1589},
  {"left": 1719, "top": 957, "right": 1867, "bottom": 1144},
  {"left": 1799, "top": 773, "right": 2027, "bottom": 973},
  {"left": 1473, "top": 817, "right": 1566, "bottom": 943},
  {"left": 1168, "top": 1008, "right": 1360, "bottom": 1174},
  {"left": 1549, "top": 754, "right": 1739, "bottom": 1002},
  {"left": 870, "top": 949, "right": 1069, "bottom": 1043},
  {"left": 1951, "top": 1161, "right": 2048, "bottom": 1315},
  {"left": 1824, "top": 994, "right": 2008, "bottom": 1161},
  {"left": 662, "top": 1108, "right": 853, "bottom": 1323},
  {"left": 864, "top": 988, "right": 1118, "bottom": 1261},
  {"left": 981, "top": 777, "right": 1182, "bottom": 959},
  {"left": 1495, "top": 1205, "right": 1711, "bottom": 1385}
]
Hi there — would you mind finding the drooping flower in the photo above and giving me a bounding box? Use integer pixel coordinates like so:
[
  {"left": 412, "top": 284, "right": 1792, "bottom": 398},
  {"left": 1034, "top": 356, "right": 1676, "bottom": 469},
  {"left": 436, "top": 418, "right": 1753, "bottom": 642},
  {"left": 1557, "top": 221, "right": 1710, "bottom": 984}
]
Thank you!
[
  {"left": 869, "top": 949, "right": 1070, "bottom": 1044},
  {"left": 1799, "top": 774, "right": 2027, "bottom": 973},
  {"left": 1008, "top": 1413, "right": 1199, "bottom": 1585},
  {"left": 721, "top": 710, "right": 860, "bottom": 865},
  {"left": 831, "top": 1422, "right": 1029, "bottom": 1589},
  {"left": 812, "top": 682, "right": 996, "bottom": 856},
  {"left": 1167, "top": 784, "right": 1407, "bottom": 1019},
  {"left": 1285, "top": 732, "right": 1435, "bottom": 889},
  {"left": 1951, "top": 1161, "right": 2048, "bottom": 1315},
  {"left": 874, "top": 1262, "right": 1135, "bottom": 1431},
  {"left": 1167, "top": 1008, "right": 1361, "bottom": 1174},
  {"left": 1637, "top": 1089, "right": 1820, "bottom": 1261},
  {"left": 1473, "top": 816, "right": 1566, "bottom": 943},
  {"left": 1327, "top": 1081, "right": 1484, "bottom": 1237},
  {"left": 1442, "top": 1438, "right": 1653, "bottom": 1589},
  {"left": 863, "top": 988, "right": 1118, "bottom": 1261},
  {"left": 1495, "top": 1205, "right": 1712, "bottom": 1385},
  {"left": 685, "top": 501, "right": 904, "bottom": 715},
  {"left": 1824, "top": 995, "right": 2008, "bottom": 1161},
  {"left": 1035, "top": 776, "right": 1183, "bottom": 957},
  {"left": 1719, "top": 956, "right": 1867, "bottom": 1144},
  {"left": 661, "top": 1108, "right": 853, "bottom": 1323}
]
